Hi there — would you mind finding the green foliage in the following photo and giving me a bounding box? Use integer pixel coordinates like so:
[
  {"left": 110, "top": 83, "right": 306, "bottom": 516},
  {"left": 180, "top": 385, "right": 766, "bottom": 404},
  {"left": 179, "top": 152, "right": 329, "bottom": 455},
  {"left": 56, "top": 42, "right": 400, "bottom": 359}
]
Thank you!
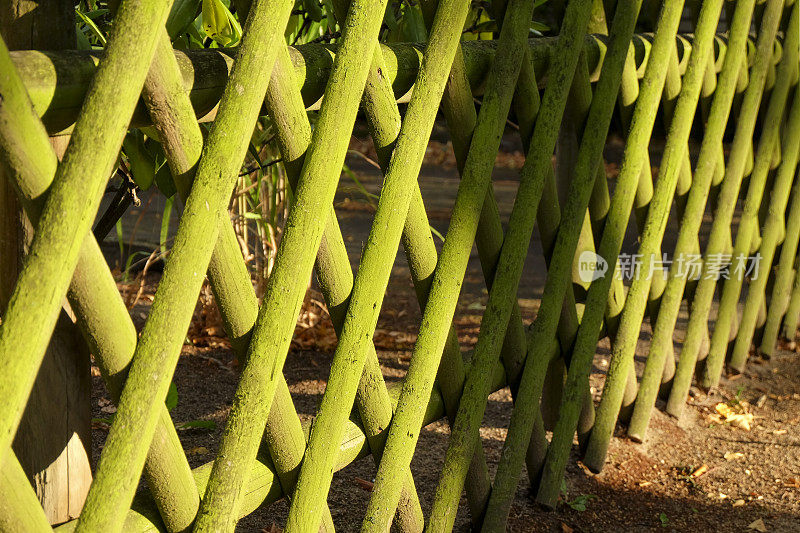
[
  {"left": 202, "top": 0, "right": 242, "bottom": 46},
  {"left": 165, "top": 381, "right": 179, "bottom": 411},
  {"left": 566, "top": 494, "right": 596, "bottom": 512}
]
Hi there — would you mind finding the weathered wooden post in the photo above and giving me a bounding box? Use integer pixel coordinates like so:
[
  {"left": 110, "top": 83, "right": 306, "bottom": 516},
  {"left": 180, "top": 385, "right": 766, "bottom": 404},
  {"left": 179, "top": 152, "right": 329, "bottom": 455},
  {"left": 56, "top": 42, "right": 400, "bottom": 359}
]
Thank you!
[{"left": 0, "top": 1, "right": 92, "bottom": 524}]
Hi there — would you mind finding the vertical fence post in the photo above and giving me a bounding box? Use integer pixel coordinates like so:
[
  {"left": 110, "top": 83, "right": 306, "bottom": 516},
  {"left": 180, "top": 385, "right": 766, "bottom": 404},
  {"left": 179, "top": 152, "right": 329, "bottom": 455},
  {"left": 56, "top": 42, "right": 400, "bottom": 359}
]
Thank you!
[{"left": 0, "top": 0, "right": 172, "bottom": 501}]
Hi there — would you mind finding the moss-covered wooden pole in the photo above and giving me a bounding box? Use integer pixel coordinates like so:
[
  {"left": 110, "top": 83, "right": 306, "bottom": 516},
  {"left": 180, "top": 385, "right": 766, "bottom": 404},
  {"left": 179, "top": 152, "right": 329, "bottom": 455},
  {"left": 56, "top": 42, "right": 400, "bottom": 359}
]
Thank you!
[
  {"left": 143, "top": 29, "right": 339, "bottom": 531},
  {"left": 583, "top": 0, "right": 684, "bottom": 419},
  {"left": 517, "top": 0, "right": 676, "bottom": 510},
  {"left": 267, "top": 46, "right": 421, "bottom": 531},
  {"left": 192, "top": 2, "right": 391, "bottom": 530},
  {"left": 781, "top": 251, "right": 800, "bottom": 340},
  {"left": 0, "top": 452, "right": 51, "bottom": 531},
  {"left": 666, "top": 0, "right": 785, "bottom": 410},
  {"left": 485, "top": 2, "right": 640, "bottom": 516},
  {"left": 448, "top": 0, "right": 644, "bottom": 519},
  {"left": 580, "top": 0, "right": 724, "bottom": 474},
  {"left": 360, "top": 0, "right": 575, "bottom": 528},
  {"left": 0, "top": 0, "right": 172, "bottom": 469},
  {"left": 726, "top": 94, "right": 800, "bottom": 372},
  {"left": 626, "top": 0, "right": 757, "bottom": 440},
  {"left": 1, "top": 2, "right": 93, "bottom": 523},
  {"left": 75, "top": 1, "right": 294, "bottom": 530},
  {"left": 0, "top": 34, "right": 205, "bottom": 532},
  {"left": 283, "top": 4, "right": 472, "bottom": 531},
  {"left": 52, "top": 360, "right": 509, "bottom": 532},
  {"left": 761, "top": 125, "right": 800, "bottom": 354},
  {"left": 264, "top": 0, "right": 428, "bottom": 525},
  {"left": 421, "top": 0, "right": 574, "bottom": 502},
  {"left": 702, "top": 1, "right": 798, "bottom": 378}
]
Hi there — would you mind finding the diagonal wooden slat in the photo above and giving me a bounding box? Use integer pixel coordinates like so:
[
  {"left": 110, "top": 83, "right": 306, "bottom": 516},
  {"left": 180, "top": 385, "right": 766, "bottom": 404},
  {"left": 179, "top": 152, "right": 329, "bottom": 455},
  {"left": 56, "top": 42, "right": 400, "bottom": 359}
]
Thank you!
[
  {"left": 628, "top": 0, "right": 759, "bottom": 439},
  {"left": 582, "top": 0, "right": 727, "bottom": 471},
  {"left": 670, "top": 0, "right": 784, "bottom": 403},
  {"left": 194, "top": 1, "right": 392, "bottom": 529},
  {"left": 142, "top": 28, "right": 339, "bottom": 532},
  {"left": 483, "top": 0, "right": 654, "bottom": 515},
  {"left": 0, "top": 33, "right": 201, "bottom": 532},
  {"left": 716, "top": 2, "right": 800, "bottom": 372},
  {"left": 0, "top": 0, "right": 173, "bottom": 469},
  {"left": 0, "top": 2, "right": 796, "bottom": 531},
  {"left": 77, "top": 0, "right": 295, "bottom": 529},
  {"left": 283, "top": 1, "right": 474, "bottom": 529}
]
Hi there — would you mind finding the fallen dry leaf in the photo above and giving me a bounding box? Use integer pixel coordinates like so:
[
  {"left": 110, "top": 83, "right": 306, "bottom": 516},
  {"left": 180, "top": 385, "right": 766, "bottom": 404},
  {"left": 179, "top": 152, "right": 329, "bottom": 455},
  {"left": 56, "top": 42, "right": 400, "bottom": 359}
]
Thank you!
[
  {"left": 715, "top": 403, "right": 754, "bottom": 431},
  {"left": 354, "top": 477, "right": 374, "bottom": 491},
  {"left": 560, "top": 523, "right": 574, "bottom": 533},
  {"left": 188, "top": 446, "right": 208, "bottom": 456},
  {"left": 724, "top": 452, "right": 745, "bottom": 461},
  {"left": 748, "top": 518, "right": 767, "bottom": 532}
]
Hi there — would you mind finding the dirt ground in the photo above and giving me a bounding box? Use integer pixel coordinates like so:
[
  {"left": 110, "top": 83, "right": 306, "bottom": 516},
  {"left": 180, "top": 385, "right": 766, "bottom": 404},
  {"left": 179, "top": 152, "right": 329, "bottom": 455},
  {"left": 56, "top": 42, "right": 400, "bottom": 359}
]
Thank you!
[{"left": 90, "top": 129, "right": 800, "bottom": 532}]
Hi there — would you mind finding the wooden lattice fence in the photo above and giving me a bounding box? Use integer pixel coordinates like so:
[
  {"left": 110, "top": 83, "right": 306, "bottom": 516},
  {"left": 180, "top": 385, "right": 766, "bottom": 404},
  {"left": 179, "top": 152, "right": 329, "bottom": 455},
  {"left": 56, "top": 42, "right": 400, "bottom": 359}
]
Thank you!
[{"left": 0, "top": 0, "right": 798, "bottom": 531}]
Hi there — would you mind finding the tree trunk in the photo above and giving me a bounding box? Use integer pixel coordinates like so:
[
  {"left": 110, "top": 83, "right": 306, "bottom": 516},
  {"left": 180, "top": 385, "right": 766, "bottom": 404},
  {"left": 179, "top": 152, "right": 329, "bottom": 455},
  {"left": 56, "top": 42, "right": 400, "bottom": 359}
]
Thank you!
[{"left": 0, "top": 1, "right": 92, "bottom": 525}]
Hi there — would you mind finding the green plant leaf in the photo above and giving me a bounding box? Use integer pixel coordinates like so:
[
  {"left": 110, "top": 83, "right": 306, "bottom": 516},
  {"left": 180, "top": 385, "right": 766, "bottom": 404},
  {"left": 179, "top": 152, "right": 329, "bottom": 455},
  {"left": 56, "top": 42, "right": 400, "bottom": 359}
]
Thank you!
[
  {"left": 75, "top": 8, "right": 107, "bottom": 46},
  {"left": 567, "top": 494, "right": 596, "bottom": 512},
  {"left": 122, "top": 131, "right": 156, "bottom": 190},
  {"left": 177, "top": 420, "right": 217, "bottom": 430},
  {"left": 202, "top": 0, "right": 242, "bottom": 47},
  {"left": 302, "top": 0, "right": 324, "bottom": 22},
  {"left": 155, "top": 163, "right": 178, "bottom": 198},
  {"left": 167, "top": 0, "right": 202, "bottom": 39},
  {"left": 160, "top": 196, "right": 174, "bottom": 255},
  {"left": 382, "top": 3, "right": 399, "bottom": 32},
  {"left": 659, "top": 513, "right": 669, "bottom": 527},
  {"left": 387, "top": 1, "right": 426, "bottom": 42},
  {"left": 165, "top": 382, "right": 179, "bottom": 411}
]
